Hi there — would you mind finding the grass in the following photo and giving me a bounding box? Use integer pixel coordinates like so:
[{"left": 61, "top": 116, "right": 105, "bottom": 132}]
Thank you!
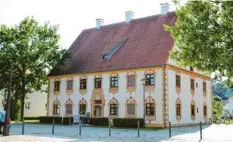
[{"left": 12, "top": 120, "right": 40, "bottom": 124}]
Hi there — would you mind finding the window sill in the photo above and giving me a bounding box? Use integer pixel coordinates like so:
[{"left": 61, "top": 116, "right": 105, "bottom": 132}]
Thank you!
[
  {"left": 79, "top": 89, "right": 87, "bottom": 94},
  {"left": 176, "top": 87, "right": 181, "bottom": 93},
  {"left": 66, "top": 90, "right": 73, "bottom": 95},
  {"left": 53, "top": 114, "right": 60, "bottom": 117},
  {"left": 203, "top": 92, "right": 207, "bottom": 97},
  {"left": 65, "top": 114, "right": 73, "bottom": 117},
  {"left": 108, "top": 115, "right": 119, "bottom": 118},
  {"left": 176, "top": 115, "right": 181, "bottom": 120},
  {"left": 145, "top": 85, "right": 156, "bottom": 93},
  {"left": 191, "top": 90, "right": 195, "bottom": 95},
  {"left": 126, "top": 86, "right": 136, "bottom": 93},
  {"left": 109, "top": 87, "right": 119, "bottom": 94},
  {"left": 54, "top": 91, "right": 60, "bottom": 95}
]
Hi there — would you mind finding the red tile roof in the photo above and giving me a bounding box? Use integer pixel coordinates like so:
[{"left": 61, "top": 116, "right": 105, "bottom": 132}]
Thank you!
[{"left": 49, "top": 12, "right": 176, "bottom": 76}]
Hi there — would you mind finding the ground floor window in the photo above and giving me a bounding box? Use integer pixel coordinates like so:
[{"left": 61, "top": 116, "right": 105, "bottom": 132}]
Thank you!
[
  {"left": 146, "top": 103, "right": 154, "bottom": 115},
  {"left": 127, "top": 104, "right": 135, "bottom": 115},
  {"left": 191, "top": 105, "right": 195, "bottom": 116},
  {"left": 79, "top": 104, "right": 86, "bottom": 115},
  {"left": 204, "top": 105, "right": 207, "bottom": 116},
  {"left": 110, "top": 104, "right": 118, "bottom": 115},
  {"left": 53, "top": 104, "right": 60, "bottom": 114},
  {"left": 66, "top": 104, "right": 73, "bottom": 115}
]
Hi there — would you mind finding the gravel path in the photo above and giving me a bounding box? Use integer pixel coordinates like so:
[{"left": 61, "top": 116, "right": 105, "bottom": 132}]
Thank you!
[{"left": 0, "top": 123, "right": 232, "bottom": 142}]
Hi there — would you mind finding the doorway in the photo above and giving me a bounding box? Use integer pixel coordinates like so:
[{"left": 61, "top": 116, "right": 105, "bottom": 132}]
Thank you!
[{"left": 95, "top": 106, "right": 101, "bottom": 118}]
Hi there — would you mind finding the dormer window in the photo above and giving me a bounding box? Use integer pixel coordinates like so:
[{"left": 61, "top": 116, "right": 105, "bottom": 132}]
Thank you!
[{"left": 103, "top": 55, "right": 109, "bottom": 60}]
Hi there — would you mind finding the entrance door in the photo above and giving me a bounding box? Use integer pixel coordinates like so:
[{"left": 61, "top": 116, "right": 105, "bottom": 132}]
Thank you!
[{"left": 95, "top": 106, "right": 101, "bottom": 118}]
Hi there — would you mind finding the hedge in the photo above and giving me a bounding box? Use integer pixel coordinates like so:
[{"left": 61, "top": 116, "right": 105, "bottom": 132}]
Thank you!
[
  {"left": 89, "top": 118, "right": 109, "bottom": 126},
  {"left": 113, "top": 118, "right": 144, "bottom": 128},
  {"left": 24, "top": 117, "right": 40, "bottom": 120},
  {"left": 39, "top": 116, "right": 62, "bottom": 124}
]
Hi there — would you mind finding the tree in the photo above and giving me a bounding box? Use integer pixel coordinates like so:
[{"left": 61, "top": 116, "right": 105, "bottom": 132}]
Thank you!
[
  {"left": 165, "top": 1, "right": 233, "bottom": 87},
  {"left": 0, "top": 17, "right": 70, "bottom": 120},
  {"left": 212, "top": 99, "right": 224, "bottom": 123},
  {"left": 212, "top": 81, "right": 227, "bottom": 99}
]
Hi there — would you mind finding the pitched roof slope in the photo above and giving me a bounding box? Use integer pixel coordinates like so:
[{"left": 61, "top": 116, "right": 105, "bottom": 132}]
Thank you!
[{"left": 49, "top": 12, "right": 176, "bottom": 76}]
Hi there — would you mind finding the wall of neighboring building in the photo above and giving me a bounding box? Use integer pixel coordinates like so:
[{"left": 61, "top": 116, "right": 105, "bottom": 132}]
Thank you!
[
  {"left": 24, "top": 89, "right": 47, "bottom": 117},
  {"left": 48, "top": 67, "right": 164, "bottom": 126},
  {"left": 227, "top": 96, "right": 233, "bottom": 114},
  {"left": 167, "top": 67, "right": 212, "bottom": 125}
]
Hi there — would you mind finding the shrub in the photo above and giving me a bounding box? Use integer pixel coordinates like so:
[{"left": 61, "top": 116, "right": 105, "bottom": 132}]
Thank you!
[
  {"left": 213, "top": 99, "right": 224, "bottom": 123},
  {"left": 89, "top": 118, "right": 109, "bottom": 126},
  {"left": 39, "top": 116, "right": 62, "bottom": 124},
  {"left": 24, "top": 117, "right": 40, "bottom": 120},
  {"left": 10, "top": 97, "right": 21, "bottom": 121},
  {"left": 113, "top": 118, "right": 144, "bottom": 128},
  {"left": 63, "top": 117, "right": 73, "bottom": 125}
]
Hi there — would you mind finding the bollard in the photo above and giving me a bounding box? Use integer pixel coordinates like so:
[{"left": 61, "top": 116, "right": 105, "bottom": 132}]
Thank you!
[
  {"left": 137, "top": 121, "right": 140, "bottom": 137},
  {"left": 22, "top": 120, "right": 25, "bottom": 135},
  {"left": 169, "top": 121, "right": 171, "bottom": 138},
  {"left": 79, "top": 119, "right": 82, "bottom": 135},
  {"left": 69, "top": 117, "right": 71, "bottom": 125},
  {"left": 109, "top": 120, "right": 111, "bottom": 136},
  {"left": 200, "top": 121, "right": 202, "bottom": 140},
  {"left": 52, "top": 117, "right": 55, "bottom": 135}
]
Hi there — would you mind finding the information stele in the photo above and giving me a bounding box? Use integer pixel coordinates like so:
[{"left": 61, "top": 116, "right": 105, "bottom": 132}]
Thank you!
[{"left": 73, "top": 114, "right": 80, "bottom": 124}]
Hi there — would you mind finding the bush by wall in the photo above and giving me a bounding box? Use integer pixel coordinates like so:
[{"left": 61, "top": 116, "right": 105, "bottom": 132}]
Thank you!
[
  {"left": 89, "top": 118, "right": 109, "bottom": 126},
  {"left": 63, "top": 117, "right": 73, "bottom": 125},
  {"left": 24, "top": 117, "right": 40, "bottom": 120},
  {"left": 39, "top": 116, "right": 62, "bottom": 124},
  {"left": 113, "top": 118, "right": 144, "bottom": 128}
]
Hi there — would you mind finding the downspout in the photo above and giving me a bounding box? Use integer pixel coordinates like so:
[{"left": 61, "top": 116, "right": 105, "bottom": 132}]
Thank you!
[{"left": 162, "top": 64, "right": 167, "bottom": 127}]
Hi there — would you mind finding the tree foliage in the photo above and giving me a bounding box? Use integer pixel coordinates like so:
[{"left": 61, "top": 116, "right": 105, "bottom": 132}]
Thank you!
[
  {"left": 0, "top": 17, "right": 70, "bottom": 120},
  {"left": 212, "top": 81, "right": 227, "bottom": 99},
  {"left": 166, "top": 1, "right": 233, "bottom": 87}
]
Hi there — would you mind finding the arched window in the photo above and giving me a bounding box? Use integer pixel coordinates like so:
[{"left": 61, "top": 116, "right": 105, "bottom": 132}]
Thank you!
[
  {"left": 108, "top": 97, "right": 119, "bottom": 118},
  {"left": 125, "top": 96, "right": 137, "bottom": 118},
  {"left": 53, "top": 99, "right": 60, "bottom": 116},
  {"left": 176, "top": 98, "right": 181, "bottom": 121},
  {"left": 79, "top": 98, "right": 87, "bottom": 116},
  {"left": 191, "top": 100, "right": 196, "bottom": 120},
  {"left": 203, "top": 101, "right": 207, "bottom": 119},
  {"left": 65, "top": 99, "right": 73, "bottom": 116}
]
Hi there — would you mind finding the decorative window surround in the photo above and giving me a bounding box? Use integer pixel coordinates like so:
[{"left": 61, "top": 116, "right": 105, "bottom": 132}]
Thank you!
[
  {"left": 125, "top": 96, "right": 137, "bottom": 118},
  {"left": 126, "top": 71, "right": 137, "bottom": 94},
  {"left": 176, "top": 98, "right": 182, "bottom": 121},
  {"left": 108, "top": 97, "right": 119, "bottom": 118},
  {"left": 79, "top": 76, "right": 87, "bottom": 95},
  {"left": 144, "top": 70, "right": 156, "bottom": 93},
  {"left": 79, "top": 98, "right": 88, "bottom": 117},
  {"left": 145, "top": 96, "right": 156, "bottom": 122},
  {"left": 94, "top": 75, "right": 102, "bottom": 89},
  {"left": 65, "top": 99, "right": 73, "bottom": 117},
  {"left": 66, "top": 78, "right": 73, "bottom": 95},
  {"left": 109, "top": 73, "right": 119, "bottom": 94},
  {"left": 191, "top": 100, "right": 196, "bottom": 120},
  {"left": 53, "top": 99, "right": 60, "bottom": 116},
  {"left": 54, "top": 79, "right": 61, "bottom": 95}
]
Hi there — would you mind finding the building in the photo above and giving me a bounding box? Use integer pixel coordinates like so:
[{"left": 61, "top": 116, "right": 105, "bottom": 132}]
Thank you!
[
  {"left": 24, "top": 87, "right": 47, "bottom": 117},
  {"left": 224, "top": 89, "right": 233, "bottom": 115},
  {"left": 47, "top": 3, "right": 212, "bottom": 127}
]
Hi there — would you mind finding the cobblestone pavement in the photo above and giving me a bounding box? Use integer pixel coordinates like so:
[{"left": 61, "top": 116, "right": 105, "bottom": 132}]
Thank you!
[{"left": 0, "top": 123, "right": 232, "bottom": 142}]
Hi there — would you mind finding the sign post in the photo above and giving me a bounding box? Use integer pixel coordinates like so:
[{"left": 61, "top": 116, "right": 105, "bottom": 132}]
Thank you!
[{"left": 73, "top": 114, "right": 80, "bottom": 125}]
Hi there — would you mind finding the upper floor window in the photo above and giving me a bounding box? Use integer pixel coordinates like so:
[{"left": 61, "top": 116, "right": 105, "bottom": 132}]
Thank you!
[
  {"left": 110, "top": 77, "right": 118, "bottom": 88},
  {"left": 54, "top": 81, "right": 60, "bottom": 91},
  {"left": 145, "top": 74, "right": 154, "bottom": 86},
  {"left": 67, "top": 80, "right": 73, "bottom": 91},
  {"left": 203, "top": 82, "right": 206, "bottom": 92},
  {"left": 146, "top": 103, "right": 155, "bottom": 115},
  {"left": 127, "top": 75, "right": 135, "bottom": 87},
  {"left": 191, "top": 104, "right": 195, "bottom": 116},
  {"left": 191, "top": 79, "right": 195, "bottom": 90},
  {"left": 80, "top": 79, "right": 87, "bottom": 89},
  {"left": 95, "top": 78, "right": 102, "bottom": 88},
  {"left": 176, "top": 75, "right": 181, "bottom": 88}
]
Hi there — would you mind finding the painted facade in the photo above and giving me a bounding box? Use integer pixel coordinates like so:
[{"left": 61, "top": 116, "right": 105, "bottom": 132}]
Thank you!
[{"left": 48, "top": 65, "right": 212, "bottom": 127}]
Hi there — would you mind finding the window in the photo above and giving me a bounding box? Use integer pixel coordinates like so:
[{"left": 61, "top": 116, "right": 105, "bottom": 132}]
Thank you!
[
  {"left": 95, "top": 78, "right": 102, "bottom": 88},
  {"left": 110, "top": 104, "right": 118, "bottom": 115},
  {"left": 204, "top": 105, "right": 207, "bottom": 116},
  {"left": 127, "top": 104, "right": 135, "bottom": 115},
  {"left": 127, "top": 75, "right": 135, "bottom": 87},
  {"left": 146, "top": 103, "right": 155, "bottom": 115},
  {"left": 80, "top": 79, "right": 87, "bottom": 89},
  {"left": 146, "top": 74, "right": 154, "bottom": 86},
  {"left": 110, "top": 77, "right": 118, "bottom": 88},
  {"left": 66, "top": 104, "right": 73, "bottom": 115},
  {"left": 54, "top": 81, "right": 60, "bottom": 91},
  {"left": 25, "top": 102, "right": 31, "bottom": 110},
  {"left": 176, "top": 75, "right": 181, "bottom": 88},
  {"left": 103, "top": 55, "right": 109, "bottom": 60},
  {"left": 203, "top": 82, "right": 206, "bottom": 92},
  {"left": 53, "top": 104, "right": 60, "bottom": 114},
  {"left": 191, "top": 79, "right": 195, "bottom": 90},
  {"left": 67, "top": 80, "right": 73, "bottom": 90},
  {"left": 176, "top": 104, "right": 181, "bottom": 116},
  {"left": 79, "top": 104, "right": 86, "bottom": 115},
  {"left": 191, "top": 105, "right": 195, "bottom": 116}
]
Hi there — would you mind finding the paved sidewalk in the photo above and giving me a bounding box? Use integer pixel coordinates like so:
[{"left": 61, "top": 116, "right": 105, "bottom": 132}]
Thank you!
[{"left": 0, "top": 123, "right": 232, "bottom": 142}]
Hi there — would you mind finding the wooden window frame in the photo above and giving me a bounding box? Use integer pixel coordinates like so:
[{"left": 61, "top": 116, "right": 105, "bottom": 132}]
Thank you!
[
  {"left": 110, "top": 104, "right": 118, "bottom": 115},
  {"left": 95, "top": 78, "right": 102, "bottom": 89},
  {"left": 53, "top": 104, "right": 60, "bottom": 115},
  {"left": 176, "top": 104, "right": 181, "bottom": 116},
  {"left": 190, "top": 78, "right": 195, "bottom": 95},
  {"left": 191, "top": 100, "right": 196, "bottom": 120},
  {"left": 145, "top": 74, "right": 155, "bottom": 86},
  {"left": 53, "top": 99, "right": 60, "bottom": 116},
  {"left": 54, "top": 80, "right": 60, "bottom": 92},
  {"left": 80, "top": 79, "right": 87, "bottom": 90},
  {"left": 146, "top": 103, "right": 155, "bottom": 116},
  {"left": 110, "top": 77, "right": 118, "bottom": 88},
  {"left": 79, "top": 104, "right": 86, "bottom": 115}
]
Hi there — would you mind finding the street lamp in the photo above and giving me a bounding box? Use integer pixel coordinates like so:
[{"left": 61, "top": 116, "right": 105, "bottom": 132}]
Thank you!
[
  {"left": 141, "top": 78, "right": 148, "bottom": 128},
  {"left": 3, "top": 63, "right": 13, "bottom": 136}
]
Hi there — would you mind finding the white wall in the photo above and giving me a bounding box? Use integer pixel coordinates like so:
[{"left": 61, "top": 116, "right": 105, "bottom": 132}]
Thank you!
[
  {"left": 226, "top": 96, "right": 233, "bottom": 114},
  {"left": 24, "top": 89, "right": 47, "bottom": 117},
  {"left": 49, "top": 69, "right": 164, "bottom": 125},
  {"left": 168, "top": 69, "right": 212, "bottom": 124}
]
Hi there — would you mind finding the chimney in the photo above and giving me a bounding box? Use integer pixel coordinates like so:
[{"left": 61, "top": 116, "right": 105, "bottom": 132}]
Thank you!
[
  {"left": 160, "top": 3, "right": 170, "bottom": 16},
  {"left": 125, "top": 11, "right": 134, "bottom": 24},
  {"left": 96, "top": 18, "right": 104, "bottom": 30}
]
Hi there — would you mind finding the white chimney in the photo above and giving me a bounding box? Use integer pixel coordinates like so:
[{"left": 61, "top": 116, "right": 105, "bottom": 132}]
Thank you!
[
  {"left": 96, "top": 18, "right": 104, "bottom": 30},
  {"left": 125, "top": 11, "right": 134, "bottom": 24},
  {"left": 160, "top": 3, "right": 170, "bottom": 16}
]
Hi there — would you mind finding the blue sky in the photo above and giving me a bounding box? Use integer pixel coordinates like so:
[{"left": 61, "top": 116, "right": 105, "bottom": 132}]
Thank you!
[{"left": 0, "top": 0, "right": 183, "bottom": 49}]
